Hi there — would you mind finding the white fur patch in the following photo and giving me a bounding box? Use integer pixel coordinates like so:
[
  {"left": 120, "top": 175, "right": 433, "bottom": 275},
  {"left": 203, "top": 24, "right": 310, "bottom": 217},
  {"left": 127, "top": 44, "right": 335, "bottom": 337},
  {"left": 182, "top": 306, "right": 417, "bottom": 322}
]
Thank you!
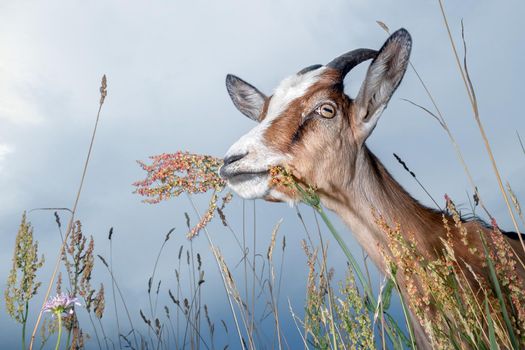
[
  {"left": 268, "top": 188, "right": 298, "bottom": 207},
  {"left": 266, "top": 67, "right": 327, "bottom": 122},
  {"left": 223, "top": 66, "right": 326, "bottom": 200}
]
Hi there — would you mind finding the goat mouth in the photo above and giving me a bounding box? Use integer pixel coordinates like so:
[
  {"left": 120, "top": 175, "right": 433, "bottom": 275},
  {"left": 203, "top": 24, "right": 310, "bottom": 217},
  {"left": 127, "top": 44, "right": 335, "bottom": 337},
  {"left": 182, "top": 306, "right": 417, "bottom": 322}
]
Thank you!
[{"left": 223, "top": 170, "right": 268, "bottom": 183}]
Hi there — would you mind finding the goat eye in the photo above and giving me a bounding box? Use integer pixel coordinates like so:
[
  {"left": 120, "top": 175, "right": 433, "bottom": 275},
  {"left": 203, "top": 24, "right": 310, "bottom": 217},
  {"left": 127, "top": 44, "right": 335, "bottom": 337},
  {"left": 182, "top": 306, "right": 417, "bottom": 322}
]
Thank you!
[{"left": 318, "top": 104, "right": 335, "bottom": 118}]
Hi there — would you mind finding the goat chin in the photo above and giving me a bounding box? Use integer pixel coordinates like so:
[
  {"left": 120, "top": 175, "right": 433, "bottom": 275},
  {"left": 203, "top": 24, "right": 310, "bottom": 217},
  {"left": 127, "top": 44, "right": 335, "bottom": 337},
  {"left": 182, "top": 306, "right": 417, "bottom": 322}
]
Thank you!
[{"left": 263, "top": 190, "right": 298, "bottom": 207}]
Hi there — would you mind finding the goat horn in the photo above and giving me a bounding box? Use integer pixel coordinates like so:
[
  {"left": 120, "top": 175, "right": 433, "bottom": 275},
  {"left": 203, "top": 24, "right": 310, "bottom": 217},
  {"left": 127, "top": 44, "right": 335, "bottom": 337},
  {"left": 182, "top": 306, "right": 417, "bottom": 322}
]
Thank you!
[{"left": 326, "top": 48, "right": 377, "bottom": 78}]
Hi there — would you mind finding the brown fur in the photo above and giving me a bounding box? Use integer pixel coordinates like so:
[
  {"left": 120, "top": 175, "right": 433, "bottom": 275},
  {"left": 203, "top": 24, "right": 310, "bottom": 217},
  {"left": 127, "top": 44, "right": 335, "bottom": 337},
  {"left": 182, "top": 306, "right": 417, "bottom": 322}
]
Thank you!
[{"left": 262, "top": 69, "right": 343, "bottom": 153}]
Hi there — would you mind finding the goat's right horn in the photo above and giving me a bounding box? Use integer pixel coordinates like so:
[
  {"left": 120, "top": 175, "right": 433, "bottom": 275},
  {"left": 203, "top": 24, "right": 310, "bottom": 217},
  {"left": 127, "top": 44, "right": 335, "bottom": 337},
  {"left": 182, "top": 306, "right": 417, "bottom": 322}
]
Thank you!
[{"left": 326, "top": 48, "right": 377, "bottom": 78}]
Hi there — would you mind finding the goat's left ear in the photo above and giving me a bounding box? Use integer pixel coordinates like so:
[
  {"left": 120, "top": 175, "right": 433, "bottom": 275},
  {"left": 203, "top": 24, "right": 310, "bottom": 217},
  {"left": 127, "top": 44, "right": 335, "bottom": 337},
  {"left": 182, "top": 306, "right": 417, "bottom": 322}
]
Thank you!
[{"left": 353, "top": 28, "right": 412, "bottom": 143}]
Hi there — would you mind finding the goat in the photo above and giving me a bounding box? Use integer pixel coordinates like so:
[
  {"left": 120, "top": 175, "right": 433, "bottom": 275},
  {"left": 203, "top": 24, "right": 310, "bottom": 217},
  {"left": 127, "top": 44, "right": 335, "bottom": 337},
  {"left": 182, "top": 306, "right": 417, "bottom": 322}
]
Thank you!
[{"left": 219, "top": 28, "right": 525, "bottom": 348}]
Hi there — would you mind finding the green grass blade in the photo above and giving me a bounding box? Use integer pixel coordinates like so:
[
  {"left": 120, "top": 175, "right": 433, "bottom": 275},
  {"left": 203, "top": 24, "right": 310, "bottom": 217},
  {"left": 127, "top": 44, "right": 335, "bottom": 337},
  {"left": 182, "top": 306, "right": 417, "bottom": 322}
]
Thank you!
[
  {"left": 384, "top": 313, "right": 411, "bottom": 347},
  {"left": 484, "top": 297, "right": 499, "bottom": 350},
  {"left": 382, "top": 279, "right": 395, "bottom": 310}
]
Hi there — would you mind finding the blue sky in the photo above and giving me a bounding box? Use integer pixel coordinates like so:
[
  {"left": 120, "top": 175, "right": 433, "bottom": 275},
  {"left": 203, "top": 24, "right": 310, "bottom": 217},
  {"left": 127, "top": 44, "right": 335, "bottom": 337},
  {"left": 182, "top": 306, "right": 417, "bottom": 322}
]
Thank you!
[{"left": 1, "top": 0, "right": 524, "bottom": 348}]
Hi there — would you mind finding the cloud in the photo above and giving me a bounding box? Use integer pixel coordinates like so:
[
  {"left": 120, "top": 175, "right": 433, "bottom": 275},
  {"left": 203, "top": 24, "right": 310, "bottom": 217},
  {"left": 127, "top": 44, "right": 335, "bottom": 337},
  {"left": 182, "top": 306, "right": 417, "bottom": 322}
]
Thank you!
[
  {"left": 0, "top": 143, "right": 13, "bottom": 158},
  {"left": 0, "top": 61, "right": 45, "bottom": 125},
  {"left": 0, "top": 143, "right": 13, "bottom": 172}
]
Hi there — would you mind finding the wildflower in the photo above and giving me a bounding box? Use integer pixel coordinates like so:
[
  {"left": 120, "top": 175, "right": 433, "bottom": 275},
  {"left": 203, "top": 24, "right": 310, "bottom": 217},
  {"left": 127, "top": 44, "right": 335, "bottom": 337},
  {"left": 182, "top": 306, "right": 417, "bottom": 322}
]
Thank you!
[
  {"left": 43, "top": 293, "right": 80, "bottom": 350},
  {"left": 42, "top": 293, "right": 81, "bottom": 317}
]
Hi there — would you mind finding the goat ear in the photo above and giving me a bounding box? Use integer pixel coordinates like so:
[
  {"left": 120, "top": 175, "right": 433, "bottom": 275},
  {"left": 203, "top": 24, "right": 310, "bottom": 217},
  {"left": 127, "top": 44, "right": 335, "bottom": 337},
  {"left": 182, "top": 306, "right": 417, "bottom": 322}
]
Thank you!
[
  {"left": 226, "top": 74, "right": 266, "bottom": 122},
  {"left": 354, "top": 29, "right": 412, "bottom": 142}
]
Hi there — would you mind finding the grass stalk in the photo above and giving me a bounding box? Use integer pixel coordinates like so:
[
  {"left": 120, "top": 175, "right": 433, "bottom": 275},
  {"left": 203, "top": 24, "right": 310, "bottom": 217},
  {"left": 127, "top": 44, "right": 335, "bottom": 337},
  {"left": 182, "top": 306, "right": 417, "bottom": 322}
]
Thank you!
[
  {"left": 98, "top": 255, "right": 139, "bottom": 348},
  {"left": 389, "top": 268, "right": 416, "bottom": 349},
  {"left": 149, "top": 228, "right": 174, "bottom": 323},
  {"left": 22, "top": 302, "right": 28, "bottom": 350},
  {"left": 108, "top": 229, "right": 123, "bottom": 350},
  {"left": 517, "top": 132, "right": 525, "bottom": 157},
  {"left": 266, "top": 219, "right": 284, "bottom": 349},
  {"left": 437, "top": 0, "right": 524, "bottom": 253},
  {"left": 86, "top": 311, "right": 103, "bottom": 350},
  {"left": 251, "top": 200, "right": 257, "bottom": 350},
  {"left": 29, "top": 75, "right": 107, "bottom": 350},
  {"left": 186, "top": 194, "right": 245, "bottom": 350}
]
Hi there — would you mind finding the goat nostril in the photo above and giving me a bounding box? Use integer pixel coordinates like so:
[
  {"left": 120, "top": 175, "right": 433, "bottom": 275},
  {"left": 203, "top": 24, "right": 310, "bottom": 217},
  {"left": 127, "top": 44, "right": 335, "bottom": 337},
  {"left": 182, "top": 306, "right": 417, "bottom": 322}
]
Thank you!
[{"left": 223, "top": 153, "right": 247, "bottom": 167}]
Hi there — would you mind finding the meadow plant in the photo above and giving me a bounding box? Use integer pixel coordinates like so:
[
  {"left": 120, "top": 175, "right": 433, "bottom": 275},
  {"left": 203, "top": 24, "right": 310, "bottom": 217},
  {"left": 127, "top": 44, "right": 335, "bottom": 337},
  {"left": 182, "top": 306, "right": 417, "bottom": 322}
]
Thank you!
[
  {"left": 301, "top": 240, "right": 375, "bottom": 349},
  {"left": 134, "top": 152, "right": 231, "bottom": 238},
  {"left": 5, "top": 212, "right": 45, "bottom": 350},
  {"left": 61, "top": 220, "right": 106, "bottom": 349},
  {"left": 133, "top": 152, "right": 225, "bottom": 203},
  {"left": 374, "top": 196, "right": 525, "bottom": 349},
  {"left": 42, "top": 293, "right": 81, "bottom": 350},
  {"left": 39, "top": 317, "right": 57, "bottom": 350}
]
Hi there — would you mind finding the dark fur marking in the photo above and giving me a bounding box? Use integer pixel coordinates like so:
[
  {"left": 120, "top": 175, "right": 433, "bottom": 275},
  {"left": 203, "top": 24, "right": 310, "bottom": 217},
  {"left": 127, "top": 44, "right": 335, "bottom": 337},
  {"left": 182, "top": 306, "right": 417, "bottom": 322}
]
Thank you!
[
  {"left": 460, "top": 214, "right": 524, "bottom": 241},
  {"left": 291, "top": 115, "right": 316, "bottom": 145}
]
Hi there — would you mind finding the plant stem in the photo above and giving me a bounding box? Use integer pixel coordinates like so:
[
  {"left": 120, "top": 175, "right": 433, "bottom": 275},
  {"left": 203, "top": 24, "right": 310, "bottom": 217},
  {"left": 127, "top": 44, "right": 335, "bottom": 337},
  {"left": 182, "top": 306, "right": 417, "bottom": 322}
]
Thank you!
[
  {"left": 55, "top": 314, "right": 62, "bottom": 350},
  {"left": 109, "top": 237, "right": 123, "bottom": 350},
  {"left": 437, "top": 0, "right": 525, "bottom": 254},
  {"left": 22, "top": 302, "right": 28, "bottom": 350},
  {"left": 390, "top": 271, "right": 416, "bottom": 349},
  {"left": 315, "top": 206, "right": 374, "bottom": 304},
  {"left": 98, "top": 257, "right": 139, "bottom": 348},
  {"left": 186, "top": 195, "right": 245, "bottom": 350},
  {"left": 22, "top": 323, "right": 26, "bottom": 350}
]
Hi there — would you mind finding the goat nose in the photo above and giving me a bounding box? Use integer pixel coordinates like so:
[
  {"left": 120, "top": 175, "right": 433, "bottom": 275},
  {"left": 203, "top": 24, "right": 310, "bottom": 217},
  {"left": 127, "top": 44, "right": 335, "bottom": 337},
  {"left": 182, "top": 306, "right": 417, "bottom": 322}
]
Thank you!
[
  {"left": 220, "top": 153, "right": 247, "bottom": 179},
  {"left": 223, "top": 153, "right": 247, "bottom": 167}
]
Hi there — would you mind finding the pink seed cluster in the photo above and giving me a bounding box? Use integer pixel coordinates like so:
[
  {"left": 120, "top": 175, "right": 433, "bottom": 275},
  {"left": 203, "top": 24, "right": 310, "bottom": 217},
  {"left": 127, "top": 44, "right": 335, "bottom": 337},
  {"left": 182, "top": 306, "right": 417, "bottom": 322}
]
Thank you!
[{"left": 133, "top": 152, "right": 225, "bottom": 204}]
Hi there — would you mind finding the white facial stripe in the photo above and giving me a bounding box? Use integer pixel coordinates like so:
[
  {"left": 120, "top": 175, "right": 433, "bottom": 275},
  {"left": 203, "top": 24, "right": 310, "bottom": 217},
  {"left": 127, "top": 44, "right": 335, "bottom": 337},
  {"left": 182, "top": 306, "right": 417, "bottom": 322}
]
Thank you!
[
  {"left": 266, "top": 67, "right": 327, "bottom": 123},
  {"left": 223, "top": 66, "right": 326, "bottom": 200}
]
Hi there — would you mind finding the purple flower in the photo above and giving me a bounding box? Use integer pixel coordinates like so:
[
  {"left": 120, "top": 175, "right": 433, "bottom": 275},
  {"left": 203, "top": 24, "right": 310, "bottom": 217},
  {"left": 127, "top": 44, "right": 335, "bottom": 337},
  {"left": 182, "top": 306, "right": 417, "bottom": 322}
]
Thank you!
[{"left": 42, "top": 293, "right": 81, "bottom": 316}]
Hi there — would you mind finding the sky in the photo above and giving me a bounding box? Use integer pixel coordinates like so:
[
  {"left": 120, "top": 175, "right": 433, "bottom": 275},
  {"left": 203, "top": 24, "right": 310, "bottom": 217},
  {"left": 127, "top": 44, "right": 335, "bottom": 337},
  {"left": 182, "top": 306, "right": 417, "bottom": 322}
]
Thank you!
[{"left": 1, "top": 0, "right": 525, "bottom": 348}]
